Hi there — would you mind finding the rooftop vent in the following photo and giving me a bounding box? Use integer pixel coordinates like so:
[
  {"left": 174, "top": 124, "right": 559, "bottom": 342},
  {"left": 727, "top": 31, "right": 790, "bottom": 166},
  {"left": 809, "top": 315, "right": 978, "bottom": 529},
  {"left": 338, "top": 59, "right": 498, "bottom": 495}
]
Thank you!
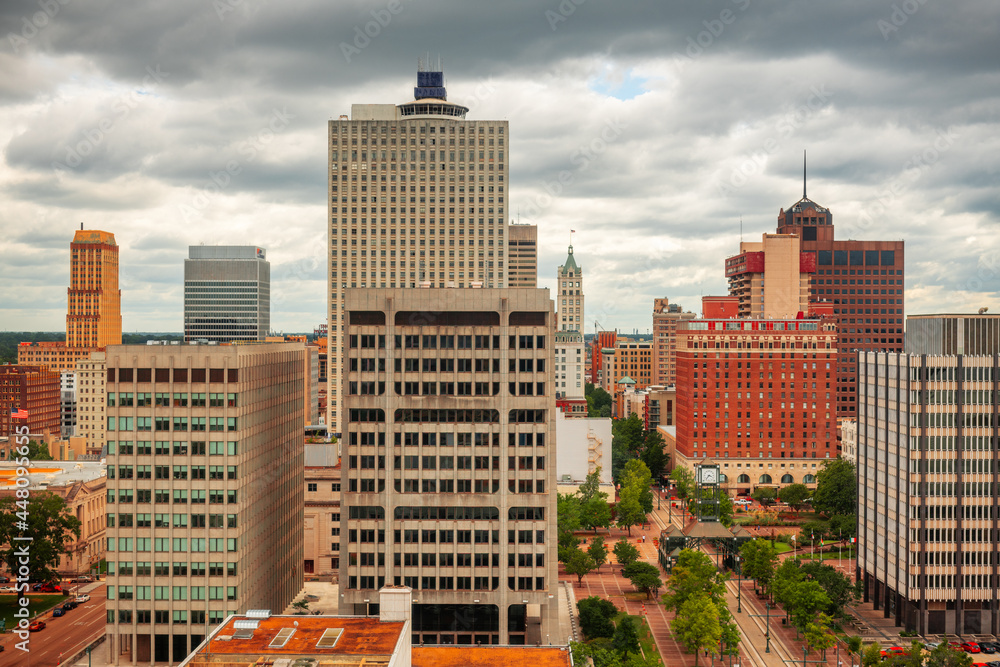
[
  {"left": 316, "top": 628, "right": 343, "bottom": 649},
  {"left": 269, "top": 627, "right": 296, "bottom": 648},
  {"left": 246, "top": 609, "right": 272, "bottom": 619}
]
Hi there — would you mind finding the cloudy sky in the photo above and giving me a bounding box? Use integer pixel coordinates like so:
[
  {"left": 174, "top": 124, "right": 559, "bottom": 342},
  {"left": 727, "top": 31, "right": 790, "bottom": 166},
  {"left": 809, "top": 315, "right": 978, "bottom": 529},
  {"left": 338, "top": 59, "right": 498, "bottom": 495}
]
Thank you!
[{"left": 1, "top": 0, "right": 998, "bottom": 335}]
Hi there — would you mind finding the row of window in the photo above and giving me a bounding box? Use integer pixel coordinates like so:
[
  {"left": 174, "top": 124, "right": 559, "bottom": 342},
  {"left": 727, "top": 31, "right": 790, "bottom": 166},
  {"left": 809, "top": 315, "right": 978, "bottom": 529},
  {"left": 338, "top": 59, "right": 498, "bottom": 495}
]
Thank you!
[
  {"left": 108, "top": 585, "right": 236, "bottom": 601},
  {"left": 344, "top": 528, "right": 545, "bottom": 545},
  {"left": 107, "top": 417, "right": 237, "bottom": 432},
  {"left": 349, "top": 334, "right": 546, "bottom": 350},
  {"left": 108, "top": 561, "right": 235, "bottom": 576},
  {"left": 346, "top": 575, "right": 544, "bottom": 592},
  {"left": 348, "top": 381, "right": 547, "bottom": 397},
  {"left": 107, "top": 368, "right": 238, "bottom": 384},
  {"left": 378, "top": 552, "right": 543, "bottom": 568},
  {"left": 108, "top": 513, "right": 236, "bottom": 528},
  {"left": 107, "top": 609, "right": 227, "bottom": 625},
  {"left": 109, "top": 441, "right": 238, "bottom": 456},
  {"left": 351, "top": 357, "right": 548, "bottom": 374},
  {"left": 108, "top": 465, "right": 236, "bottom": 480},
  {"left": 346, "top": 479, "right": 545, "bottom": 494},
  {"left": 108, "top": 489, "right": 237, "bottom": 504},
  {"left": 107, "top": 537, "right": 238, "bottom": 552}
]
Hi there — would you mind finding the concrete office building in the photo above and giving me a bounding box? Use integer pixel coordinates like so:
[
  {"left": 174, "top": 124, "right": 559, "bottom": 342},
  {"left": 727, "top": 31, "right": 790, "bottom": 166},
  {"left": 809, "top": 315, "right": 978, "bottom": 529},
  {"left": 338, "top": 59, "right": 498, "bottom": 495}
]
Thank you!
[
  {"left": 652, "top": 298, "right": 696, "bottom": 386},
  {"left": 76, "top": 352, "right": 107, "bottom": 456},
  {"left": 327, "top": 69, "right": 510, "bottom": 435},
  {"left": 906, "top": 313, "right": 1000, "bottom": 355},
  {"left": 18, "top": 228, "right": 122, "bottom": 372},
  {"left": 507, "top": 224, "right": 538, "bottom": 288},
  {"left": 554, "top": 330, "right": 585, "bottom": 406},
  {"left": 339, "top": 288, "right": 557, "bottom": 645},
  {"left": 776, "top": 177, "right": 904, "bottom": 418},
  {"left": 556, "top": 245, "right": 584, "bottom": 333},
  {"left": 61, "top": 370, "right": 77, "bottom": 439},
  {"left": 184, "top": 246, "right": 271, "bottom": 343},
  {"left": 673, "top": 317, "right": 838, "bottom": 495},
  {"left": 857, "top": 314, "right": 1000, "bottom": 635},
  {"left": 303, "top": 443, "right": 342, "bottom": 577},
  {"left": 103, "top": 343, "right": 305, "bottom": 664}
]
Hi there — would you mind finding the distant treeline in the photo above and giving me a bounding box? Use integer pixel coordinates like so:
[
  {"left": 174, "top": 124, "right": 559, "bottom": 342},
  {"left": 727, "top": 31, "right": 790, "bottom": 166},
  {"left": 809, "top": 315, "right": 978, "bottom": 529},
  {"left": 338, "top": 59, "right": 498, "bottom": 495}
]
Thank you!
[{"left": 0, "top": 332, "right": 185, "bottom": 365}]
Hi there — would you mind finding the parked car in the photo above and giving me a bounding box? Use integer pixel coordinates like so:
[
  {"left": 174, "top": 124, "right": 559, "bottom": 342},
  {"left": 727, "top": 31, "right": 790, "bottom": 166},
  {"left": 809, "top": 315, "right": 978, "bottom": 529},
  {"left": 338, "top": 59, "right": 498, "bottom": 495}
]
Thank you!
[
  {"left": 922, "top": 642, "right": 941, "bottom": 650},
  {"left": 39, "top": 583, "right": 61, "bottom": 593},
  {"left": 980, "top": 642, "right": 998, "bottom": 654},
  {"left": 76, "top": 594, "right": 91, "bottom": 603},
  {"left": 28, "top": 621, "right": 45, "bottom": 631},
  {"left": 734, "top": 498, "right": 753, "bottom": 506},
  {"left": 961, "top": 642, "right": 981, "bottom": 653},
  {"left": 0, "top": 575, "right": 11, "bottom": 583},
  {"left": 62, "top": 601, "right": 77, "bottom": 610},
  {"left": 886, "top": 647, "right": 907, "bottom": 656},
  {"left": 52, "top": 607, "right": 65, "bottom": 617},
  {"left": 72, "top": 575, "right": 93, "bottom": 583},
  {"left": 0, "top": 585, "right": 17, "bottom": 593}
]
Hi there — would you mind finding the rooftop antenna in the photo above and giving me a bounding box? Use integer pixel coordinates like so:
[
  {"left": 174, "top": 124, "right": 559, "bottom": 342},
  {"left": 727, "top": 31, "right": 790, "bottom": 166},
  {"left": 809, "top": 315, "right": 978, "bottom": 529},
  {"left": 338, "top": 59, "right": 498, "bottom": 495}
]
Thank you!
[
  {"left": 803, "top": 149, "right": 807, "bottom": 200},
  {"left": 740, "top": 214, "right": 743, "bottom": 243}
]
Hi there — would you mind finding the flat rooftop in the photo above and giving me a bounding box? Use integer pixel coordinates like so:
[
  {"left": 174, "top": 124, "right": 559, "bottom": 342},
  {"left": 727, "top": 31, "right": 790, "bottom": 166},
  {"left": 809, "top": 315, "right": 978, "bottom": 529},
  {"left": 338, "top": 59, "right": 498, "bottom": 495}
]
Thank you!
[
  {"left": 412, "top": 646, "right": 572, "bottom": 667},
  {"left": 0, "top": 461, "right": 106, "bottom": 489}
]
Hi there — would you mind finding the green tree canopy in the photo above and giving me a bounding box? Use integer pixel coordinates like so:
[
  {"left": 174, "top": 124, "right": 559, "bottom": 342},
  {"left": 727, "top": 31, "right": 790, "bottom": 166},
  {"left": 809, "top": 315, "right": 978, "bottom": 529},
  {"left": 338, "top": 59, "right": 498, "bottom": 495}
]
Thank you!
[
  {"left": 613, "top": 616, "right": 641, "bottom": 657},
  {"left": 663, "top": 549, "right": 726, "bottom": 613},
  {"left": 812, "top": 458, "right": 857, "bottom": 516},
  {"left": 668, "top": 465, "right": 695, "bottom": 500},
  {"left": 739, "top": 538, "right": 779, "bottom": 592},
  {"left": 671, "top": 593, "right": 722, "bottom": 667},
  {"left": 0, "top": 492, "right": 82, "bottom": 583},
  {"left": 613, "top": 538, "right": 640, "bottom": 568},
  {"left": 779, "top": 483, "right": 811, "bottom": 512},
  {"left": 558, "top": 493, "right": 582, "bottom": 562},
  {"left": 828, "top": 513, "right": 857, "bottom": 539},
  {"left": 565, "top": 548, "right": 597, "bottom": 585},
  {"left": 751, "top": 486, "right": 778, "bottom": 506},
  {"left": 586, "top": 383, "right": 613, "bottom": 418},
  {"left": 799, "top": 560, "right": 862, "bottom": 617},
  {"left": 924, "top": 642, "right": 974, "bottom": 667},
  {"left": 623, "top": 561, "right": 663, "bottom": 600},
  {"left": 578, "top": 468, "right": 613, "bottom": 533},
  {"left": 639, "top": 429, "right": 667, "bottom": 481},
  {"left": 615, "top": 490, "right": 644, "bottom": 537},
  {"left": 577, "top": 596, "right": 618, "bottom": 639},
  {"left": 588, "top": 537, "right": 609, "bottom": 571},
  {"left": 786, "top": 580, "right": 831, "bottom": 635},
  {"left": 611, "top": 414, "right": 645, "bottom": 483},
  {"left": 622, "top": 458, "right": 654, "bottom": 514}
]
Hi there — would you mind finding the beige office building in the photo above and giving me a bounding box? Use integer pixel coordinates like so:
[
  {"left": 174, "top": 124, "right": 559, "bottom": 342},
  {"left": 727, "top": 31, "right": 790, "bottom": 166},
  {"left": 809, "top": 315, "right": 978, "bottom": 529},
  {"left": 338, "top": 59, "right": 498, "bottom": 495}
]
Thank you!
[
  {"left": 725, "top": 233, "right": 813, "bottom": 320},
  {"left": 651, "top": 298, "right": 696, "bottom": 387},
  {"left": 103, "top": 343, "right": 305, "bottom": 664},
  {"left": 339, "top": 288, "right": 558, "bottom": 645},
  {"left": 507, "top": 223, "right": 538, "bottom": 288},
  {"left": 76, "top": 351, "right": 107, "bottom": 455},
  {"left": 556, "top": 245, "right": 584, "bottom": 333},
  {"left": 327, "top": 70, "right": 509, "bottom": 435}
]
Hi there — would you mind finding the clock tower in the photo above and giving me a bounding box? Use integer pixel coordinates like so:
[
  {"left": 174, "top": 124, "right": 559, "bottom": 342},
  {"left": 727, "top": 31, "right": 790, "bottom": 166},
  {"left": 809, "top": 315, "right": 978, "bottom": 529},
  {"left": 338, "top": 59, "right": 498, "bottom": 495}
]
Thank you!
[{"left": 694, "top": 461, "right": 723, "bottom": 523}]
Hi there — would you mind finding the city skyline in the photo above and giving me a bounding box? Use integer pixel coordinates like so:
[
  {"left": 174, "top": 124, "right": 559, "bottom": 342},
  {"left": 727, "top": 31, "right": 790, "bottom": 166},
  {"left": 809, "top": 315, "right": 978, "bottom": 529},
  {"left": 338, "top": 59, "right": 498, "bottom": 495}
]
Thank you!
[{"left": 1, "top": 1, "right": 998, "bottom": 334}]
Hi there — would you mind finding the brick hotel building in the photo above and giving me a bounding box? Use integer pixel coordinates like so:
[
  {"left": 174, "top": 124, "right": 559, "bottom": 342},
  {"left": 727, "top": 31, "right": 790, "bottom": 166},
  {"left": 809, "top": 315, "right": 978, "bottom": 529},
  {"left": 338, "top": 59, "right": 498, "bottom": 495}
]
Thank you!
[{"left": 674, "top": 317, "right": 838, "bottom": 494}]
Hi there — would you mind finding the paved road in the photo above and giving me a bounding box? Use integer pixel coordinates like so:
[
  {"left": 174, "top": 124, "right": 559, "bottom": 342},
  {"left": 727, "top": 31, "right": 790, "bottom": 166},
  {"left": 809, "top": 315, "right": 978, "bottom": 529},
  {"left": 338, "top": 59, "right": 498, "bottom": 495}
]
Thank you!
[{"left": 0, "top": 585, "right": 106, "bottom": 667}]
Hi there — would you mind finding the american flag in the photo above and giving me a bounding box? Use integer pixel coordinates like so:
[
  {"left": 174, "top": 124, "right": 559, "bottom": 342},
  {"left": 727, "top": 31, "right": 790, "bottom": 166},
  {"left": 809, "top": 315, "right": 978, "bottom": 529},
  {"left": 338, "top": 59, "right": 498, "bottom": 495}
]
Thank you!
[
  {"left": 571, "top": 229, "right": 577, "bottom": 233},
  {"left": 10, "top": 407, "right": 28, "bottom": 419}
]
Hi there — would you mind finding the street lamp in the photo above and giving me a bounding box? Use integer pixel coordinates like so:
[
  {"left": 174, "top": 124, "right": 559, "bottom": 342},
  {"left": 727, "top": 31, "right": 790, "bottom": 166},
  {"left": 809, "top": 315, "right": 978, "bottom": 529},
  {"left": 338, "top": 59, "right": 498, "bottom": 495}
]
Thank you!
[
  {"left": 765, "top": 603, "right": 771, "bottom": 653},
  {"left": 734, "top": 555, "right": 742, "bottom": 614}
]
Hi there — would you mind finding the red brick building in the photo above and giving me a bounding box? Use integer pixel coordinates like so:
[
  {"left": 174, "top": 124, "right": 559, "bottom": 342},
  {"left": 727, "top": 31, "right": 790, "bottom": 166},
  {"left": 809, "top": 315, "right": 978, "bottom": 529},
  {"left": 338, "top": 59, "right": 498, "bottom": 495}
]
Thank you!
[
  {"left": 0, "top": 365, "right": 61, "bottom": 441},
  {"left": 702, "top": 296, "right": 738, "bottom": 319},
  {"left": 674, "top": 318, "right": 838, "bottom": 492},
  {"left": 589, "top": 330, "right": 617, "bottom": 385},
  {"left": 776, "top": 195, "right": 904, "bottom": 418}
]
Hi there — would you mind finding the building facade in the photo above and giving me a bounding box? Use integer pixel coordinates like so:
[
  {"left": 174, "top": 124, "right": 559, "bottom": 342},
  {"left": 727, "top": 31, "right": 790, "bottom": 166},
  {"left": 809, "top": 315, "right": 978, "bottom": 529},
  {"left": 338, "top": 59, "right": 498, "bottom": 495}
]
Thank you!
[
  {"left": 652, "top": 298, "right": 696, "bottom": 386},
  {"left": 184, "top": 246, "right": 271, "bottom": 343},
  {"left": 303, "top": 444, "right": 342, "bottom": 577},
  {"left": 328, "top": 70, "right": 510, "bottom": 435},
  {"left": 507, "top": 224, "right": 537, "bottom": 288},
  {"left": 857, "top": 347, "right": 1000, "bottom": 635},
  {"left": 906, "top": 313, "right": 1000, "bottom": 355},
  {"left": 776, "top": 194, "right": 904, "bottom": 418},
  {"left": 0, "top": 364, "right": 60, "bottom": 441},
  {"left": 555, "top": 409, "right": 612, "bottom": 484},
  {"left": 556, "top": 245, "right": 584, "bottom": 333},
  {"left": 339, "top": 288, "right": 558, "bottom": 645},
  {"left": 18, "top": 228, "right": 122, "bottom": 372},
  {"left": 599, "top": 339, "right": 653, "bottom": 397},
  {"left": 673, "top": 318, "right": 838, "bottom": 494},
  {"left": 589, "top": 331, "right": 617, "bottom": 386},
  {"left": 76, "top": 352, "right": 107, "bottom": 455},
  {"left": 554, "top": 330, "right": 585, "bottom": 402},
  {"left": 61, "top": 370, "right": 78, "bottom": 439},
  {"left": 725, "top": 233, "right": 815, "bottom": 319},
  {"left": 103, "top": 343, "right": 305, "bottom": 664}
]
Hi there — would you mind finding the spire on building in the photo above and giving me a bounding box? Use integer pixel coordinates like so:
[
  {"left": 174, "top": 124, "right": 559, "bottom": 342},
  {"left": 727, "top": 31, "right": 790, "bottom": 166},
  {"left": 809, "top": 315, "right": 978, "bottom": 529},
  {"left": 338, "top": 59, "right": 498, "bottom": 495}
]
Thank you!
[
  {"left": 562, "top": 245, "right": 580, "bottom": 273},
  {"left": 803, "top": 149, "right": 807, "bottom": 200}
]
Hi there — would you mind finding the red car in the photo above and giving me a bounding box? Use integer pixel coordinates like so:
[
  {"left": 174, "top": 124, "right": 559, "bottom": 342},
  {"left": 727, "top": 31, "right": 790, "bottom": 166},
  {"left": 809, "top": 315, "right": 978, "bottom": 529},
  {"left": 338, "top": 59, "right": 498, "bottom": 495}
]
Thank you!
[
  {"left": 886, "top": 647, "right": 907, "bottom": 656},
  {"left": 28, "top": 621, "right": 45, "bottom": 631},
  {"left": 960, "top": 642, "right": 981, "bottom": 653},
  {"left": 39, "top": 583, "right": 61, "bottom": 593}
]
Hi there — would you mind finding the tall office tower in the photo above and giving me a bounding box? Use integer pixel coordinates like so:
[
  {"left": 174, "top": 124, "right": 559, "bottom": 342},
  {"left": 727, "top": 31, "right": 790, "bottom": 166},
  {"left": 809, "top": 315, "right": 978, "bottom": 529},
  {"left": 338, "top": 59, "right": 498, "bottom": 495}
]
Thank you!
[
  {"left": 68, "top": 229, "right": 122, "bottom": 348},
  {"left": 103, "top": 343, "right": 305, "bottom": 664},
  {"left": 599, "top": 338, "right": 653, "bottom": 395},
  {"left": 556, "top": 245, "right": 584, "bottom": 332},
  {"left": 857, "top": 315, "right": 1000, "bottom": 635},
  {"left": 507, "top": 224, "right": 537, "bottom": 287},
  {"left": 0, "top": 365, "right": 60, "bottom": 440},
  {"left": 906, "top": 313, "right": 1000, "bottom": 355},
  {"left": 18, "top": 228, "right": 122, "bottom": 371},
  {"left": 776, "top": 177, "right": 904, "bottom": 418},
  {"left": 673, "top": 317, "right": 838, "bottom": 495},
  {"left": 554, "top": 330, "right": 585, "bottom": 405},
  {"left": 339, "top": 288, "right": 557, "bottom": 645},
  {"left": 76, "top": 352, "right": 107, "bottom": 456},
  {"left": 651, "top": 298, "right": 696, "bottom": 386},
  {"left": 327, "top": 69, "right": 510, "bottom": 435},
  {"left": 725, "top": 233, "right": 815, "bottom": 319},
  {"left": 184, "top": 246, "right": 271, "bottom": 343},
  {"left": 60, "top": 371, "right": 77, "bottom": 438}
]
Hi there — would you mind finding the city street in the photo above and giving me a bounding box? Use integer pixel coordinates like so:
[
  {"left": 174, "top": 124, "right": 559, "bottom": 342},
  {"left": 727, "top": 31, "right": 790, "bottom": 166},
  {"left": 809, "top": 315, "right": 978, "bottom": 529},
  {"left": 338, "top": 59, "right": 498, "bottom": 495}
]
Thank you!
[{"left": 0, "top": 584, "right": 105, "bottom": 667}]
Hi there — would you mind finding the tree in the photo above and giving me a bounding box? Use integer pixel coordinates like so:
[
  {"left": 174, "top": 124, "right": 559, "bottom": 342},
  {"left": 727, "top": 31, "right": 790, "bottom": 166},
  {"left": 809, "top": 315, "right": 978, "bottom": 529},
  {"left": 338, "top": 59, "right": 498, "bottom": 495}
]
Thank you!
[
  {"left": 577, "top": 596, "right": 618, "bottom": 639},
  {"left": 812, "top": 458, "right": 857, "bottom": 517},
  {"left": 845, "top": 636, "right": 864, "bottom": 662},
  {"left": 613, "top": 538, "right": 640, "bottom": 568},
  {"left": 669, "top": 465, "right": 695, "bottom": 500},
  {"left": 799, "top": 560, "right": 862, "bottom": 617},
  {"left": 785, "top": 580, "right": 830, "bottom": 635},
  {"left": 616, "top": 488, "right": 644, "bottom": 536},
  {"left": 751, "top": 486, "right": 778, "bottom": 506},
  {"left": 828, "top": 513, "right": 857, "bottom": 540},
  {"left": 0, "top": 492, "right": 82, "bottom": 583},
  {"left": 861, "top": 643, "right": 884, "bottom": 667},
  {"left": 671, "top": 593, "right": 722, "bottom": 667},
  {"left": 588, "top": 537, "right": 609, "bottom": 572},
  {"left": 622, "top": 459, "right": 654, "bottom": 515},
  {"left": 558, "top": 493, "right": 582, "bottom": 562},
  {"left": 663, "top": 549, "right": 726, "bottom": 613},
  {"left": 739, "top": 539, "right": 779, "bottom": 593},
  {"left": 924, "top": 642, "right": 974, "bottom": 667},
  {"left": 612, "top": 414, "right": 645, "bottom": 484},
  {"left": 613, "top": 616, "right": 641, "bottom": 657},
  {"left": 717, "top": 492, "right": 735, "bottom": 527},
  {"left": 639, "top": 429, "right": 667, "bottom": 481},
  {"left": 799, "top": 520, "right": 830, "bottom": 546},
  {"left": 586, "top": 383, "right": 613, "bottom": 418},
  {"left": 565, "top": 548, "right": 596, "bottom": 585},
  {"left": 779, "top": 483, "right": 811, "bottom": 513},
  {"left": 578, "top": 468, "right": 612, "bottom": 533},
  {"left": 804, "top": 612, "right": 836, "bottom": 657},
  {"left": 578, "top": 467, "right": 604, "bottom": 504},
  {"left": 623, "top": 561, "right": 663, "bottom": 600}
]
